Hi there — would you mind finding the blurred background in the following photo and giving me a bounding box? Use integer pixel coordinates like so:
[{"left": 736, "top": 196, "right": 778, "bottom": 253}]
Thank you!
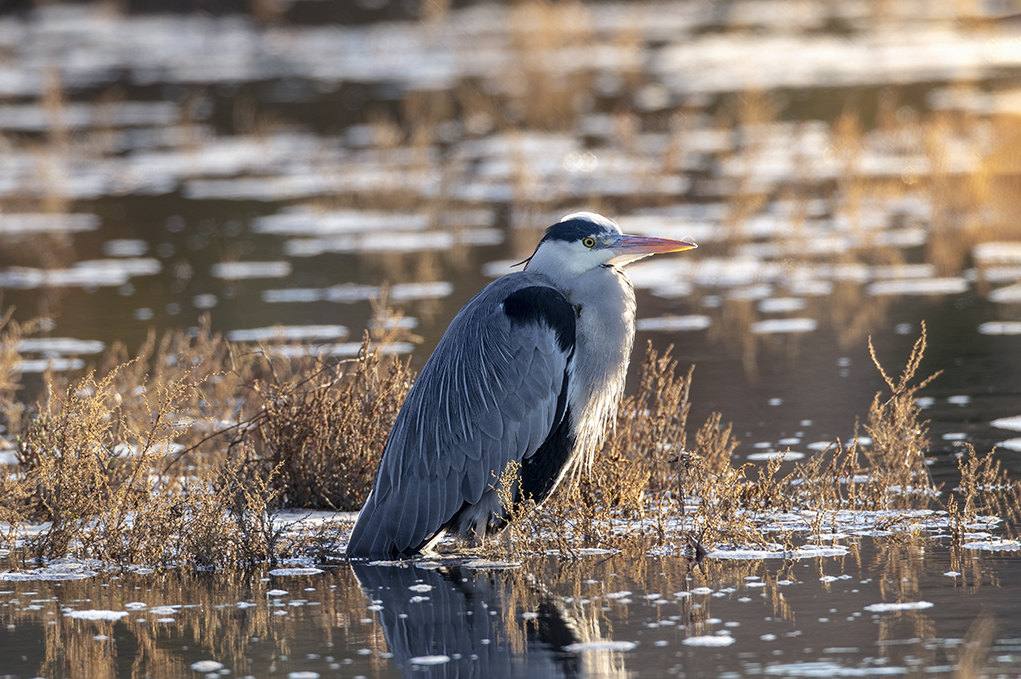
[{"left": 1, "top": 0, "right": 1021, "bottom": 480}]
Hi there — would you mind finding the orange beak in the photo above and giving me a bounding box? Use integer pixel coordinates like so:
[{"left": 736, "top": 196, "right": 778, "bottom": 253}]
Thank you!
[{"left": 606, "top": 235, "right": 697, "bottom": 265}]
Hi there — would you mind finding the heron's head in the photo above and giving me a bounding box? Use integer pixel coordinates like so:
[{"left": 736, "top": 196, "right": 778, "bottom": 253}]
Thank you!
[{"left": 524, "top": 212, "right": 697, "bottom": 277}]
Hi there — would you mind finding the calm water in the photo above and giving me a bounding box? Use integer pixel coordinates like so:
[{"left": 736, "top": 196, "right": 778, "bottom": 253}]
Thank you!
[
  {"left": 2, "top": 542, "right": 1021, "bottom": 678},
  {"left": 2, "top": 0, "right": 1021, "bottom": 675}
]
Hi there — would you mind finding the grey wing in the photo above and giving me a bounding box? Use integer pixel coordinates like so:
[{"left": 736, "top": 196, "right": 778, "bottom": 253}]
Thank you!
[{"left": 346, "top": 274, "right": 574, "bottom": 558}]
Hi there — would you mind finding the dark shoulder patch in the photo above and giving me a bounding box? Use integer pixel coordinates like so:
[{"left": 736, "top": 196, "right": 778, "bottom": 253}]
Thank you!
[{"left": 502, "top": 286, "right": 576, "bottom": 354}]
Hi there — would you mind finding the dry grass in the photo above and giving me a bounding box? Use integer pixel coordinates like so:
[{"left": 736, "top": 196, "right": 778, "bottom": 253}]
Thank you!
[
  {"left": 233, "top": 337, "right": 415, "bottom": 511},
  {"left": 487, "top": 324, "right": 1018, "bottom": 560},
  {"left": 0, "top": 302, "right": 417, "bottom": 569},
  {"left": 1, "top": 306, "right": 1018, "bottom": 569}
]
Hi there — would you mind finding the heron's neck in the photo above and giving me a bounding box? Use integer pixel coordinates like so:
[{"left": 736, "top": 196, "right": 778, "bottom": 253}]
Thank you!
[{"left": 560, "top": 265, "right": 637, "bottom": 464}]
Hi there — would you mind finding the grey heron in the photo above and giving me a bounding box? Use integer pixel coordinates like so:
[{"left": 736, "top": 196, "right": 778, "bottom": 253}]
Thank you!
[{"left": 346, "top": 212, "right": 696, "bottom": 558}]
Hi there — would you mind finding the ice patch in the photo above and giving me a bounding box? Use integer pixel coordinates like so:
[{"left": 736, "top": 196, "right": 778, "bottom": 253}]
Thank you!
[
  {"left": 252, "top": 209, "right": 430, "bottom": 236},
  {"left": 978, "top": 321, "right": 1021, "bottom": 335},
  {"left": 863, "top": 601, "right": 934, "bottom": 612},
  {"left": 17, "top": 338, "right": 105, "bottom": 356},
  {"left": 65, "top": 610, "right": 130, "bottom": 621},
  {"left": 268, "top": 567, "right": 324, "bottom": 576},
  {"left": 103, "top": 239, "right": 149, "bottom": 257},
  {"left": 287, "top": 673, "right": 321, "bottom": 679},
  {"left": 990, "top": 415, "right": 1021, "bottom": 432},
  {"left": 0, "top": 259, "right": 160, "bottom": 289},
  {"left": 563, "top": 641, "right": 638, "bottom": 653},
  {"left": 683, "top": 635, "right": 735, "bottom": 647},
  {"left": 750, "top": 318, "right": 817, "bottom": 334},
  {"left": 963, "top": 540, "right": 1021, "bottom": 551},
  {"left": 764, "top": 661, "right": 908, "bottom": 676},
  {"left": 0, "top": 213, "right": 100, "bottom": 234},
  {"left": 227, "top": 326, "right": 348, "bottom": 343},
  {"left": 190, "top": 660, "right": 224, "bottom": 672},
  {"left": 636, "top": 315, "right": 712, "bottom": 332},
  {"left": 0, "top": 563, "right": 98, "bottom": 580},
  {"left": 263, "top": 281, "right": 452, "bottom": 304},
  {"left": 708, "top": 544, "right": 849, "bottom": 559},
  {"left": 408, "top": 655, "right": 451, "bottom": 665},
  {"left": 866, "top": 278, "right": 968, "bottom": 296},
  {"left": 759, "top": 297, "right": 807, "bottom": 313},
  {"left": 973, "top": 242, "right": 1021, "bottom": 264},
  {"left": 997, "top": 438, "right": 1021, "bottom": 452},
  {"left": 211, "top": 261, "right": 292, "bottom": 280},
  {"left": 989, "top": 283, "right": 1021, "bottom": 303},
  {"left": 747, "top": 451, "right": 805, "bottom": 461}
]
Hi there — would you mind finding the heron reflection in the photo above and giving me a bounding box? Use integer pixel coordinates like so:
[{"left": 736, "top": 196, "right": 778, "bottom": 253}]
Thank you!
[{"left": 351, "top": 561, "right": 627, "bottom": 678}]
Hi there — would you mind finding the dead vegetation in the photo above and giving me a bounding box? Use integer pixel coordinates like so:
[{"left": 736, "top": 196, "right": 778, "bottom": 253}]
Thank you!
[
  {"left": 493, "top": 323, "right": 1020, "bottom": 560},
  {"left": 0, "top": 306, "right": 1018, "bottom": 570}
]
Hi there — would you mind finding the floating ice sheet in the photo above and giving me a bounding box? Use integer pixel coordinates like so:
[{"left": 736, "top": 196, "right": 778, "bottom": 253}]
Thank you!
[
  {"left": 863, "top": 601, "right": 934, "bottom": 612},
  {"left": 0, "top": 563, "right": 98, "bottom": 580},
  {"left": 989, "top": 283, "right": 1021, "bottom": 303},
  {"left": 189, "top": 661, "right": 224, "bottom": 672},
  {"left": 747, "top": 451, "right": 805, "bottom": 461},
  {"left": 269, "top": 567, "right": 324, "bottom": 576},
  {"left": 0, "top": 259, "right": 160, "bottom": 289},
  {"left": 759, "top": 297, "right": 807, "bottom": 313},
  {"left": 17, "top": 358, "right": 86, "bottom": 373},
  {"left": 973, "top": 242, "right": 1021, "bottom": 264},
  {"left": 0, "top": 213, "right": 99, "bottom": 234},
  {"left": 763, "top": 661, "right": 909, "bottom": 676},
  {"left": 252, "top": 209, "right": 430, "bottom": 236},
  {"left": 708, "top": 544, "right": 850, "bottom": 559},
  {"left": 285, "top": 229, "right": 503, "bottom": 256},
  {"left": 750, "top": 318, "right": 817, "bottom": 334},
  {"left": 963, "top": 539, "right": 1021, "bottom": 551},
  {"left": 682, "top": 635, "right": 735, "bottom": 647},
  {"left": 563, "top": 641, "right": 638, "bottom": 653},
  {"left": 226, "top": 325, "right": 348, "bottom": 343},
  {"left": 263, "top": 282, "right": 452, "bottom": 304},
  {"left": 636, "top": 315, "right": 711, "bottom": 332},
  {"left": 65, "top": 610, "right": 130, "bottom": 621},
  {"left": 408, "top": 655, "right": 450, "bottom": 665},
  {"left": 978, "top": 321, "right": 1021, "bottom": 335},
  {"left": 17, "top": 338, "right": 105, "bottom": 356},
  {"left": 866, "top": 278, "right": 968, "bottom": 296},
  {"left": 103, "top": 239, "right": 148, "bottom": 257},
  {"left": 211, "top": 261, "right": 292, "bottom": 280},
  {"left": 991, "top": 416, "right": 1021, "bottom": 432}
]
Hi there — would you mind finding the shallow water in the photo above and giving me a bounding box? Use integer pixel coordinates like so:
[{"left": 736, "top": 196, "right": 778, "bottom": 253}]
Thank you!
[
  {"left": 2, "top": 0, "right": 1021, "bottom": 675},
  {"left": 2, "top": 541, "right": 1021, "bottom": 678}
]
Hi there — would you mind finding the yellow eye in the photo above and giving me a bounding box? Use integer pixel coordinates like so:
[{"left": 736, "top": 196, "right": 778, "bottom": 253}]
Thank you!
[{"left": 582, "top": 237, "right": 596, "bottom": 248}]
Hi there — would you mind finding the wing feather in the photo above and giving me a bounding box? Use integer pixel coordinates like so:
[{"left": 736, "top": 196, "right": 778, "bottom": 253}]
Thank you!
[{"left": 346, "top": 273, "right": 575, "bottom": 557}]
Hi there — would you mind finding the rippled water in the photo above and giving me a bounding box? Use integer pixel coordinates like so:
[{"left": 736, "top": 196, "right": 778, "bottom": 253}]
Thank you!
[
  {"left": 2, "top": 0, "right": 1021, "bottom": 675},
  {"left": 2, "top": 541, "right": 1021, "bottom": 678}
]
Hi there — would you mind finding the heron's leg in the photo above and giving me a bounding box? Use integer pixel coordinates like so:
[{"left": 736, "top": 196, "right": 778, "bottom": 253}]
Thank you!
[{"left": 468, "top": 517, "right": 489, "bottom": 549}]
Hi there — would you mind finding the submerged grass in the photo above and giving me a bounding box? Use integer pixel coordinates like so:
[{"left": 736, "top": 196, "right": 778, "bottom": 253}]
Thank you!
[{"left": 0, "top": 306, "right": 1018, "bottom": 570}]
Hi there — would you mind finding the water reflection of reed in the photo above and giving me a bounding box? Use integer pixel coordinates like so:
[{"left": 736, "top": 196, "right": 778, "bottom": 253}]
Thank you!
[{"left": 1, "top": 567, "right": 377, "bottom": 679}]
